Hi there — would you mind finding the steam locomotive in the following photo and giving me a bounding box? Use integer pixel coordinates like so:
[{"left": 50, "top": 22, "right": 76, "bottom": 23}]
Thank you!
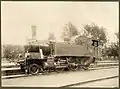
[{"left": 17, "top": 38, "right": 99, "bottom": 75}]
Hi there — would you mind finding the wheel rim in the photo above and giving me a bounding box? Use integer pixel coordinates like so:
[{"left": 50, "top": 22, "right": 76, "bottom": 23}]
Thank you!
[
  {"left": 67, "top": 57, "right": 79, "bottom": 71},
  {"left": 81, "top": 58, "right": 90, "bottom": 70},
  {"left": 69, "top": 63, "right": 78, "bottom": 71},
  {"left": 29, "top": 65, "right": 40, "bottom": 75}
]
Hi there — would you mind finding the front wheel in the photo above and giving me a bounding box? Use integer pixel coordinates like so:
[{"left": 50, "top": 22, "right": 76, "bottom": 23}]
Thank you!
[{"left": 29, "top": 64, "right": 43, "bottom": 75}]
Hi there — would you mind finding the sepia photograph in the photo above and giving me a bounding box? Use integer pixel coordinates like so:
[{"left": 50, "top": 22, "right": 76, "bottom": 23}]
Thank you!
[{"left": 1, "top": 1, "right": 119, "bottom": 88}]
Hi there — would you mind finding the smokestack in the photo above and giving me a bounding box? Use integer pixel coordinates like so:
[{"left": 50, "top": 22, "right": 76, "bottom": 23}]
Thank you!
[{"left": 31, "top": 25, "right": 37, "bottom": 40}]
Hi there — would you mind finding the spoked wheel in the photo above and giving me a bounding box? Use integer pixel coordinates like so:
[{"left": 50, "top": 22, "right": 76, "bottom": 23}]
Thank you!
[
  {"left": 69, "top": 63, "right": 79, "bottom": 71},
  {"left": 67, "top": 57, "right": 79, "bottom": 71},
  {"left": 80, "top": 57, "right": 92, "bottom": 70},
  {"left": 29, "top": 64, "right": 43, "bottom": 75}
]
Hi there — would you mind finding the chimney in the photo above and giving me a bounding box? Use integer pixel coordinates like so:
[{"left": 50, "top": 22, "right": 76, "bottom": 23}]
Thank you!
[{"left": 31, "top": 25, "right": 37, "bottom": 40}]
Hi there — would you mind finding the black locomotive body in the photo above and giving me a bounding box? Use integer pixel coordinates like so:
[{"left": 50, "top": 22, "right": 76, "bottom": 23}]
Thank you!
[{"left": 17, "top": 39, "right": 100, "bottom": 75}]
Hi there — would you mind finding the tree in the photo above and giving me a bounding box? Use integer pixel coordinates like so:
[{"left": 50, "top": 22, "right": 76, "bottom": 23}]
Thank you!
[
  {"left": 61, "top": 22, "right": 79, "bottom": 42},
  {"left": 115, "top": 32, "right": 119, "bottom": 39},
  {"left": 105, "top": 42, "right": 118, "bottom": 57},
  {"left": 115, "top": 32, "right": 119, "bottom": 57},
  {"left": 2, "top": 45, "right": 13, "bottom": 59},
  {"left": 48, "top": 32, "right": 56, "bottom": 41},
  {"left": 101, "top": 32, "right": 119, "bottom": 59},
  {"left": 115, "top": 32, "right": 119, "bottom": 46},
  {"left": 82, "top": 23, "right": 107, "bottom": 47},
  {"left": 2, "top": 44, "right": 24, "bottom": 62},
  {"left": 74, "top": 35, "right": 92, "bottom": 46}
]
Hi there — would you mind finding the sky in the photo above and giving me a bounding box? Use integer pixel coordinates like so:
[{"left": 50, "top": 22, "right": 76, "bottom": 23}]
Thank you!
[{"left": 1, "top": 1, "right": 119, "bottom": 45}]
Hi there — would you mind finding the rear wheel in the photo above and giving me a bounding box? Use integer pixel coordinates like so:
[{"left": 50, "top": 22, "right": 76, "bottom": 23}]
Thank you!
[
  {"left": 80, "top": 57, "right": 92, "bottom": 70},
  {"left": 69, "top": 64, "right": 79, "bottom": 71},
  {"left": 67, "top": 57, "right": 79, "bottom": 71},
  {"left": 29, "top": 64, "right": 43, "bottom": 75}
]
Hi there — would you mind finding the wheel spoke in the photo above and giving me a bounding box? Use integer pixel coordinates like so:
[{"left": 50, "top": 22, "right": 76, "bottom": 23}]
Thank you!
[{"left": 66, "top": 57, "right": 79, "bottom": 71}]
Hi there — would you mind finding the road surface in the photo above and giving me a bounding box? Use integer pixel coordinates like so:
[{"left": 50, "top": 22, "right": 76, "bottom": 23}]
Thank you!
[
  {"left": 70, "top": 77, "right": 119, "bottom": 88},
  {"left": 2, "top": 67, "right": 118, "bottom": 87}
]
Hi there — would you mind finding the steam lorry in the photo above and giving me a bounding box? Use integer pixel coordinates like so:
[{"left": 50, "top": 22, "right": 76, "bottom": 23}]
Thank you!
[{"left": 17, "top": 38, "right": 99, "bottom": 75}]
